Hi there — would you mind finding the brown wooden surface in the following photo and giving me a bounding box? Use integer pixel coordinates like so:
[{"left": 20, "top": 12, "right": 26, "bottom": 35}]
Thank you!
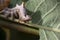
[{"left": 0, "top": 0, "right": 10, "bottom": 10}]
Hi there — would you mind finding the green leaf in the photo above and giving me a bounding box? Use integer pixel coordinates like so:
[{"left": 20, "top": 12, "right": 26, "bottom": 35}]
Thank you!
[
  {"left": 9, "top": 0, "right": 60, "bottom": 40},
  {"left": 25, "top": 0, "right": 60, "bottom": 40}
]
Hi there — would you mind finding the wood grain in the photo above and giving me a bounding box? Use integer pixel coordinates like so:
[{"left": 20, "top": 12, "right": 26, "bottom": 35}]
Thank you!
[{"left": 0, "top": 0, "right": 10, "bottom": 11}]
